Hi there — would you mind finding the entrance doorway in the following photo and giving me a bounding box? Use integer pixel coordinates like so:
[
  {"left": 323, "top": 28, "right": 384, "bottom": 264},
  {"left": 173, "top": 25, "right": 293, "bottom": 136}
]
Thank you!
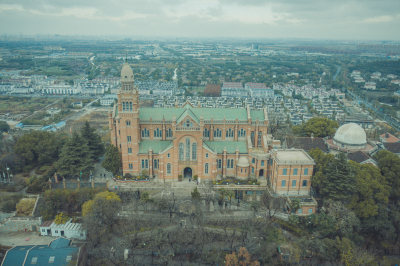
[
  {"left": 259, "top": 169, "right": 264, "bottom": 177},
  {"left": 183, "top": 167, "right": 192, "bottom": 179}
]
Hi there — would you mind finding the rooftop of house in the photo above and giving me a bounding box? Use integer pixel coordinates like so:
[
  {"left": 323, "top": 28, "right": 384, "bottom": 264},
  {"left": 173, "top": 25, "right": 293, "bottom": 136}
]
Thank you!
[
  {"left": 347, "top": 151, "right": 370, "bottom": 164},
  {"left": 2, "top": 238, "right": 78, "bottom": 266},
  {"left": 383, "top": 142, "right": 400, "bottom": 154},
  {"left": 380, "top": 132, "right": 399, "bottom": 143},
  {"left": 273, "top": 149, "right": 315, "bottom": 165}
]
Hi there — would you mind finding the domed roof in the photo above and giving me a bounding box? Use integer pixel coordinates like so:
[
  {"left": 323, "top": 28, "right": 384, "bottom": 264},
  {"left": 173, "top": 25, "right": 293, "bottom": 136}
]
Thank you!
[
  {"left": 121, "top": 63, "right": 134, "bottom": 82},
  {"left": 237, "top": 156, "right": 249, "bottom": 167},
  {"left": 333, "top": 123, "right": 367, "bottom": 146}
]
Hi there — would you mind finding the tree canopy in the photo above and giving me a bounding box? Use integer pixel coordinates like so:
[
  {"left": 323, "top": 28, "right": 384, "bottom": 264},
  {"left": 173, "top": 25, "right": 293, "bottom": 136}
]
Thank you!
[
  {"left": 56, "top": 132, "right": 93, "bottom": 178},
  {"left": 80, "top": 121, "right": 104, "bottom": 161},
  {"left": 102, "top": 144, "right": 121, "bottom": 176},
  {"left": 14, "top": 131, "right": 66, "bottom": 169},
  {"left": 293, "top": 117, "right": 338, "bottom": 137},
  {"left": 0, "top": 121, "right": 10, "bottom": 133},
  {"left": 374, "top": 150, "right": 400, "bottom": 202}
]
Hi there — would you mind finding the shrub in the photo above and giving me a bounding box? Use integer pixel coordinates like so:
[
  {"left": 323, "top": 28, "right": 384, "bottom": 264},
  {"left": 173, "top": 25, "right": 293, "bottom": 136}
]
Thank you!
[
  {"left": 54, "top": 212, "right": 69, "bottom": 224},
  {"left": 16, "top": 198, "right": 36, "bottom": 216}
]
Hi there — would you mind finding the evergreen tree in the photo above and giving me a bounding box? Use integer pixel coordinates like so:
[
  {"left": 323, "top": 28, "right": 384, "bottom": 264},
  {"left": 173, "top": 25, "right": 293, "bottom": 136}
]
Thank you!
[
  {"left": 319, "top": 153, "right": 356, "bottom": 203},
  {"left": 102, "top": 144, "right": 121, "bottom": 176},
  {"left": 374, "top": 150, "right": 400, "bottom": 202},
  {"left": 56, "top": 132, "right": 93, "bottom": 178},
  {"left": 80, "top": 121, "right": 104, "bottom": 162}
]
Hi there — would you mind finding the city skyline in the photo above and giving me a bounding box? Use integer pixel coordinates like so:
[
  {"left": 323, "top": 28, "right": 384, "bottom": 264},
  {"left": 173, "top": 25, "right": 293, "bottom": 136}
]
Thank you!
[{"left": 0, "top": 0, "right": 399, "bottom": 40}]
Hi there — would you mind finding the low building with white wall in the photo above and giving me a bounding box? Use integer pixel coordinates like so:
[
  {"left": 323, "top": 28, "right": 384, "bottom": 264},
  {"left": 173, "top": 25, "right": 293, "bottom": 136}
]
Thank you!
[{"left": 40, "top": 219, "right": 86, "bottom": 240}]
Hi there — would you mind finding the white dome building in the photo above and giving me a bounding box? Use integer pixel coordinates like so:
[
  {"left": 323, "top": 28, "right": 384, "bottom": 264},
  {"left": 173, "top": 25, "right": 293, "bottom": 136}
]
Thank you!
[{"left": 333, "top": 123, "right": 367, "bottom": 150}]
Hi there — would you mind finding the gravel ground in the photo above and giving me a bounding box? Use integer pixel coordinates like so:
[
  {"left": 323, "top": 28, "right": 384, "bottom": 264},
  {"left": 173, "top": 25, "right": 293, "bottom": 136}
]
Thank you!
[{"left": 0, "top": 231, "right": 56, "bottom": 247}]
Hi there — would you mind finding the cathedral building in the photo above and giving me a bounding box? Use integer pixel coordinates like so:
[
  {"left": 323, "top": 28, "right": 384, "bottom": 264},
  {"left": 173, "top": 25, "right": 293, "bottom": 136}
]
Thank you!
[{"left": 109, "top": 63, "right": 314, "bottom": 197}]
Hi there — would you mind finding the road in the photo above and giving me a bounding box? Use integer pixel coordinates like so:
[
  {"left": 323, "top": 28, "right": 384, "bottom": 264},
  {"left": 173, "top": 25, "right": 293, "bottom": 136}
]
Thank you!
[
  {"left": 332, "top": 65, "right": 341, "bottom": 81},
  {"left": 347, "top": 90, "right": 400, "bottom": 130}
]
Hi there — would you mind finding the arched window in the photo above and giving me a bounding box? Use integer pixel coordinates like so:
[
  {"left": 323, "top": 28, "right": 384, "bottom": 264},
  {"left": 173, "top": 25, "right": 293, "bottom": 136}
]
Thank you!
[
  {"left": 257, "top": 131, "right": 262, "bottom": 145},
  {"left": 192, "top": 143, "right": 197, "bottom": 160},
  {"left": 205, "top": 163, "right": 209, "bottom": 174},
  {"left": 226, "top": 128, "right": 234, "bottom": 138},
  {"left": 154, "top": 128, "right": 162, "bottom": 138},
  {"left": 179, "top": 143, "right": 184, "bottom": 161},
  {"left": 185, "top": 138, "right": 190, "bottom": 160},
  {"left": 186, "top": 119, "right": 192, "bottom": 128},
  {"left": 238, "top": 128, "right": 246, "bottom": 137},
  {"left": 166, "top": 128, "right": 172, "bottom": 138},
  {"left": 167, "top": 163, "right": 171, "bottom": 174},
  {"left": 214, "top": 128, "right": 221, "bottom": 138},
  {"left": 141, "top": 128, "right": 149, "bottom": 138},
  {"left": 203, "top": 128, "right": 209, "bottom": 138}
]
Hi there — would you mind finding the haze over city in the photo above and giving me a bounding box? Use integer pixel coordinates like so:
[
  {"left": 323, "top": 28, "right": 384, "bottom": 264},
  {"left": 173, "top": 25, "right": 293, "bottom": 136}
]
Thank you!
[{"left": 0, "top": 0, "right": 400, "bottom": 40}]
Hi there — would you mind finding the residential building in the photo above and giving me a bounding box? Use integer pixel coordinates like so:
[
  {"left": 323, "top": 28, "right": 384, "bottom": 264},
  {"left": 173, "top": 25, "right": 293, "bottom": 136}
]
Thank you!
[{"left": 221, "top": 82, "right": 247, "bottom": 97}]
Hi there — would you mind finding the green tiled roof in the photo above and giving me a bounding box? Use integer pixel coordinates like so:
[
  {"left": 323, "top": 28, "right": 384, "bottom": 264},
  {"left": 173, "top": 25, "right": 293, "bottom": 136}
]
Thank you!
[
  {"left": 139, "top": 140, "right": 172, "bottom": 154},
  {"left": 176, "top": 106, "right": 200, "bottom": 124},
  {"left": 139, "top": 106, "right": 254, "bottom": 121},
  {"left": 250, "top": 110, "right": 264, "bottom": 121},
  {"left": 204, "top": 141, "right": 248, "bottom": 154}
]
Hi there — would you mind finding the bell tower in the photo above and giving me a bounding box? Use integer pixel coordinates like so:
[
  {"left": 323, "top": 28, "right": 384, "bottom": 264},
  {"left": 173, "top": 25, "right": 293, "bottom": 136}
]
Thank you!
[
  {"left": 118, "top": 62, "right": 139, "bottom": 113},
  {"left": 117, "top": 62, "right": 141, "bottom": 175}
]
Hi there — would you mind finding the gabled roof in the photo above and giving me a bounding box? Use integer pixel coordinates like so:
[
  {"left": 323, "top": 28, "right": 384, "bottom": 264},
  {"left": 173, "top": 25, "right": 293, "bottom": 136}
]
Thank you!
[
  {"left": 384, "top": 142, "right": 400, "bottom": 154},
  {"left": 380, "top": 132, "right": 399, "bottom": 143},
  {"left": 348, "top": 151, "right": 370, "bottom": 164},
  {"left": 176, "top": 105, "right": 200, "bottom": 124}
]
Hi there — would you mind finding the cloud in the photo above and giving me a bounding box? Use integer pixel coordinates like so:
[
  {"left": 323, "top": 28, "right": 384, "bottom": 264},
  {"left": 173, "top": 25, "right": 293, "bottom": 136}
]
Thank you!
[
  {"left": 363, "top": 14, "right": 399, "bottom": 23},
  {"left": 0, "top": 0, "right": 399, "bottom": 39}
]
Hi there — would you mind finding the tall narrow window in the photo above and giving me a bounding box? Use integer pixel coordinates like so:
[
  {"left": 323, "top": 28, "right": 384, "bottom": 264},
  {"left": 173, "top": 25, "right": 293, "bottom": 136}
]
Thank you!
[
  {"left": 129, "top": 102, "right": 133, "bottom": 111},
  {"left": 205, "top": 163, "right": 209, "bottom": 174},
  {"left": 283, "top": 168, "right": 287, "bottom": 175},
  {"left": 257, "top": 131, "right": 262, "bottom": 146},
  {"left": 192, "top": 143, "right": 197, "bottom": 160},
  {"left": 185, "top": 138, "right": 190, "bottom": 160},
  {"left": 179, "top": 143, "right": 184, "bottom": 161},
  {"left": 167, "top": 163, "right": 171, "bottom": 174},
  {"left": 203, "top": 128, "right": 210, "bottom": 138},
  {"left": 304, "top": 168, "right": 308, "bottom": 175},
  {"left": 127, "top": 136, "right": 131, "bottom": 143},
  {"left": 218, "top": 159, "right": 222, "bottom": 169}
]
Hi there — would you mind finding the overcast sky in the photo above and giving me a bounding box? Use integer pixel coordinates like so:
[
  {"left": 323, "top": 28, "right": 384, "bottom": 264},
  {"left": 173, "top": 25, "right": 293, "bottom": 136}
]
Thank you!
[{"left": 0, "top": 0, "right": 399, "bottom": 40}]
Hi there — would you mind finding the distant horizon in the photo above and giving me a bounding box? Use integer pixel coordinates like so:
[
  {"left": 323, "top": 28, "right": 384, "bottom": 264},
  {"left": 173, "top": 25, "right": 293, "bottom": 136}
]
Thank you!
[{"left": 1, "top": 34, "right": 400, "bottom": 43}]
